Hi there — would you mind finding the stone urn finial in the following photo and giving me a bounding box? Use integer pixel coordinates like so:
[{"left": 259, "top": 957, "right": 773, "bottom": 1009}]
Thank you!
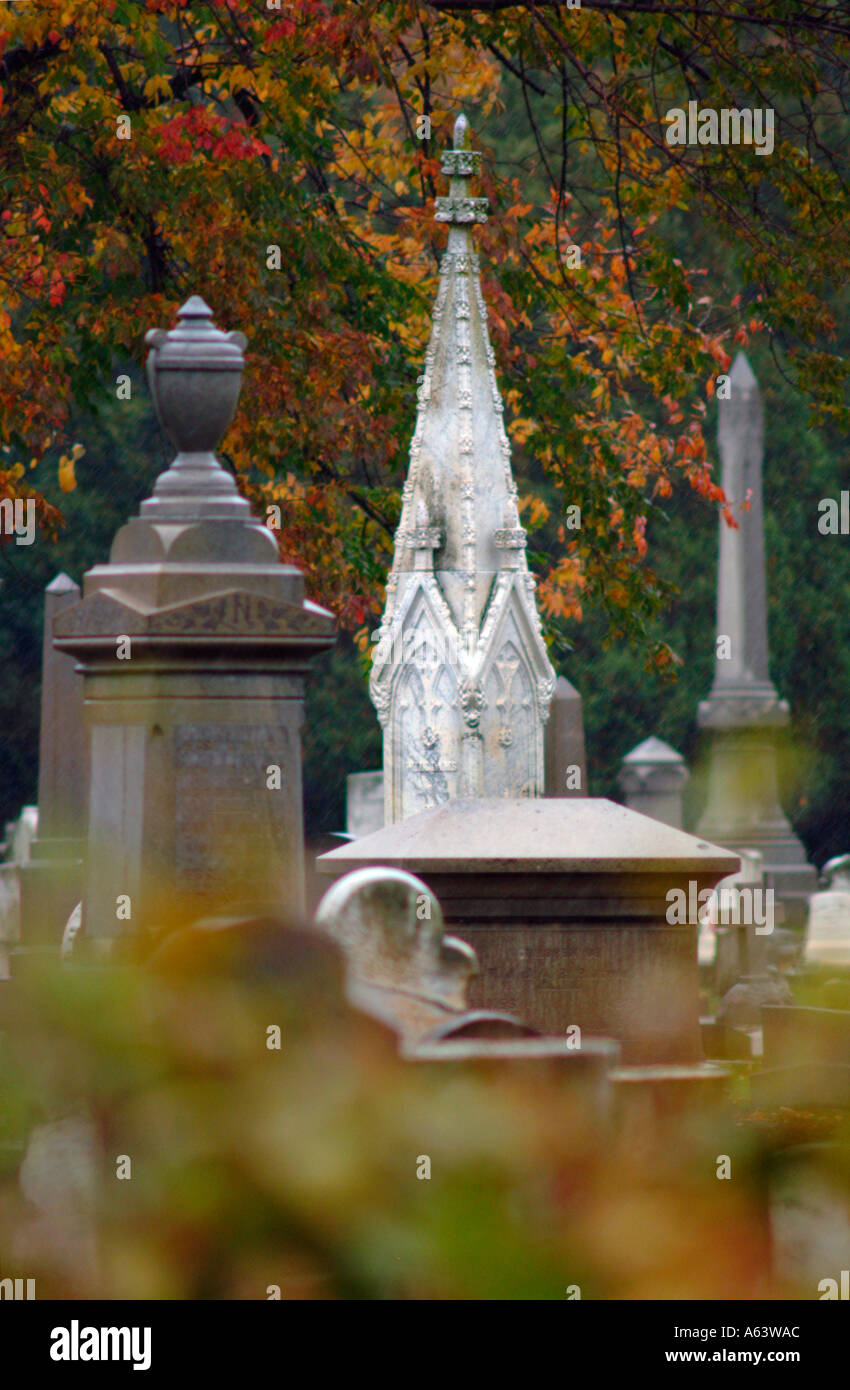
[
  {"left": 145, "top": 295, "right": 246, "bottom": 453},
  {"left": 142, "top": 296, "right": 249, "bottom": 518}
]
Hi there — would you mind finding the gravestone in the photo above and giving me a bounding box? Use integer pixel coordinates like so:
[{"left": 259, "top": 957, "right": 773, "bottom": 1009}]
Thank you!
[
  {"left": 408, "top": 1036, "right": 620, "bottom": 1126},
  {"left": 345, "top": 771, "right": 385, "bottom": 838},
  {"left": 700, "top": 847, "right": 765, "bottom": 989},
  {"left": 618, "top": 736, "right": 688, "bottom": 828},
  {"left": 767, "top": 1144, "right": 850, "bottom": 1297},
  {"left": 695, "top": 353, "right": 816, "bottom": 925},
  {"left": 53, "top": 297, "right": 335, "bottom": 939},
  {"left": 4, "top": 807, "right": 38, "bottom": 865},
  {"left": 318, "top": 798, "right": 739, "bottom": 1064},
  {"left": 0, "top": 865, "right": 19, "bottom": 978},
  {"left": 543, "top": 675, "right": 587, "bottom": 797},
  {"left": 19, "top": 574, "right": 88, "bottom": 945},
  {"left": 314, "top": 865, "right": 482, "bottom": 1045},
  {"left": 369, "top": 115, "right": 555, "bottom": 823},
  {"left": 754, "top": 1003, "right": 850, "bottom": 1108},
  {"left": 804, "top": 855, "right": 850, "bottom": 970}
]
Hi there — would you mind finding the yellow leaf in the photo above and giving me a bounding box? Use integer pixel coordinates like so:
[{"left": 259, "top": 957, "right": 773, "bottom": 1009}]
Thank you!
[{"left": 58, "top": 453, "right": 77, "bottom": 492}]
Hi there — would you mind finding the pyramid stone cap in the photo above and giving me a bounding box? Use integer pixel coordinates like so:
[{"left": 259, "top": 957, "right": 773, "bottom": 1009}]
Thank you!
[
  {"left": 729, "top": 351, "right": 758, "bottom": 393},
  {"left": 553, "top": 675, "right": 581, "bottom": 700},
  {"left": 46, "top": 572, "right": 79, "bottom": 594},
  {"left": 318, "top": 798, "right": 739, "bottom": 876},
  {"left": 622, "top": 737, "right": 685, "bottom": 767}
]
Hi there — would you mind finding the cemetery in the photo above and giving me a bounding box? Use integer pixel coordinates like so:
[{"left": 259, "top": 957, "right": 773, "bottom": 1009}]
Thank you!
[{"left": 0, "top": 1, "right": 849, "bottom": 1326}]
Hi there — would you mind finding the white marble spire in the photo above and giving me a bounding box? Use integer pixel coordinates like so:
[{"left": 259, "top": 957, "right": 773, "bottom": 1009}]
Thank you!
[{"left": 370, "top": 114, "right": 555, "bottom": 824}]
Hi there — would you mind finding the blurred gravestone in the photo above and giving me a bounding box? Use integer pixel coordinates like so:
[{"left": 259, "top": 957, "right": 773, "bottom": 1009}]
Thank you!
[
  {"left": 695, "top": 353, "right": 816, "bottom": 927},
  {"left": 53, "top": 298, "right": 335, "bottom": 939},
  {"left": 767, "top": 1145, "right": 850, "bottom": 1296},
  {"left": 19, "top": 574, "right": 87, "bottom": 946},
  {"left": 314, "top": 865, "right": 482, "bottom": 1045},
  {"left": 618, "top": 737, "right": 687, "bottom": 828},
  {"left": 804, "top": 855, "right": 850, "bottom": 971},
  {"left": 346, "top": 771, "right": 385, "bottom": 838},
  {"left": 544, "top": 676, "right": 587, "bottom": 797}
]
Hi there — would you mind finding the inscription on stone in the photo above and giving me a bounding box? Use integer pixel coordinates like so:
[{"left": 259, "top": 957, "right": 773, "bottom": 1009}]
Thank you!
[
  {"left": 155, "top": 592, "right": 328, "bottom": 637},
  {"left": 175, "top": 723, "right": 289, "bottom": 892}
]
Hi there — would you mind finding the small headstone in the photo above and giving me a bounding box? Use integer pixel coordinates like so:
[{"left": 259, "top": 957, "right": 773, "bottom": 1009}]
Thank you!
[
  {"left": 35, "top": 574, "right": 88, "bottom": 842},
  {"left": 716, "top": 967, "right": 791, "bottom": 1029},
  {"left": 16, "top": 1114, "right": 100, "bottom": 1291},
  {"left": 618, "top": 736, "right": 688, "bottom": 829},
  {"left": 8, "top": 807, "right": 38, "bottom": 865},
  {"left": 346, "top": 771, "right": 385, "bottom": 838},
  {"left": 314, "top": 866, "right": 480, "bottom": 1045},
  {"left": 700, "top": 1018, "right": 755, "bottom": 1061},
  {"left": 755, "top": 1003, "right": 850, "bottom": 1109},
  {"left": 19, "top": 574, "right": 88, "bottom": 947},
  {"left": 700, "top": 847, "right": 765, "bottom": 989},
  {"left": 768, "top": 1144, "right": 850, "bottom": 1295},
  {"left": 804, "top": 854, "right": 850, "bottom": 970},
  {"left": 543, "top": 676, "right": 587, "bottom": 797}
]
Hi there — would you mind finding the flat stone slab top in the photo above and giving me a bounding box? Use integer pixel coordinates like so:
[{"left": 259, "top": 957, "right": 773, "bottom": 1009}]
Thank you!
[{"left": 318, "top": 797, "right": 737, "bottom": 877}]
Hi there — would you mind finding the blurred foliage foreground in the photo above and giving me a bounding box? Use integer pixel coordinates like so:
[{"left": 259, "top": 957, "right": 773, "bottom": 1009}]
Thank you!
[{"left": 0, "top": 919, "right": 848, "bottom": 1301}]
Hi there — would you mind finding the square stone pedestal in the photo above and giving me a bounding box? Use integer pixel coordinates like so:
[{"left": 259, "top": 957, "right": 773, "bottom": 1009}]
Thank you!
[{"left": 318, "top": 799, "right": 739, "bottom": 1064}]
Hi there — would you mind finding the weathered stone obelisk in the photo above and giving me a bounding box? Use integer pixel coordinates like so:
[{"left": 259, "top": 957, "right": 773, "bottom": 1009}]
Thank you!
[
  {"left": 695, "top": 352, "right": 815, "bottom": 925},
  {"left": 18, "top": 574, "right": 88, "bottom": 944},
  {"left": 370, "top": 115, "right": 556, "bottom": 824},
  {"left": 53, "top": 297, "right": 335, "bottom": 939}
]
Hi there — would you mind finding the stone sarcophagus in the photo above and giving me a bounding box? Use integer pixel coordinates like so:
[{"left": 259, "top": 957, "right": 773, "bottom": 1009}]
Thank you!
[{"left": 318, "top": 797, "right": 739, "bottom": 1064}]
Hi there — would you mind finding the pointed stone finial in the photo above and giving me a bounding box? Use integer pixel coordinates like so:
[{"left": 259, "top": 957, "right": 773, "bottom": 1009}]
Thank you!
[
  {"left": 370, "top": 118, "right": 554, "bottom": 823},
  {"left": 436, "top": 111, "right": 488, "bottom": 227},
  {"left": 729, "top": 350, "right": 757, "bottom": 393}
]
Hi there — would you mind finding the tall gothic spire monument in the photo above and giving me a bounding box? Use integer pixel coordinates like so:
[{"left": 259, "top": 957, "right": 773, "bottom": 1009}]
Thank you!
[
  {"left": 695, "top": 352, "right": 816, "bottom": 923},
  {"left": 370, "top": 115, "right": 556, "bottom": 824}
]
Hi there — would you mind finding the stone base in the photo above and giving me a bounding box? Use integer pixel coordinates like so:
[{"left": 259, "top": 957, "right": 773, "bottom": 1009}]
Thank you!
[
  {"left": 18, "top": 846, "right": 83, "bottom": 948},
  {"left": 694, "top": 721, "right": 816, "bottom": 928}
]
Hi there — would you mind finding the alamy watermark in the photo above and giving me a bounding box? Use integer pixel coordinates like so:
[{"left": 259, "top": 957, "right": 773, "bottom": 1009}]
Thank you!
[
  {"left": 667, "top": 881, "right": 774, "bottom": 933},
  {"left": 0, "top": 497, "right": 35, "bottom": 545},
  {"left": 370, "top": 626, "right": 478, "bottom": 671},
  {"left": 665, "top": 101, "right": 775, "bottom": 157}
]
